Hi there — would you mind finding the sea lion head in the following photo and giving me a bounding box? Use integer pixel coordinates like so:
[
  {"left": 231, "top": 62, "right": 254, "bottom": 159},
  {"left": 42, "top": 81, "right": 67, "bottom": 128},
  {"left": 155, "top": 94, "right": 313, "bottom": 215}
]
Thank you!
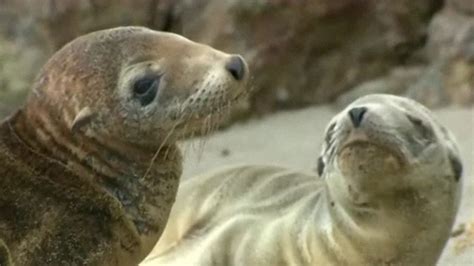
[
  {"left": 26, "top": 26, "right": 249, "bottom": 147},
  {"left": 318, "top": 94, "right": 462, "bottom": 209}
]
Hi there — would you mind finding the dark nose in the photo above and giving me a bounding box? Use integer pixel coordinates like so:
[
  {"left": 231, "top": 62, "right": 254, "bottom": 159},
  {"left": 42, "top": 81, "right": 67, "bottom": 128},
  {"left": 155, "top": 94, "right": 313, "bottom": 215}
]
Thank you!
[
  {"left": 225, "top": 55, "right": 246, "bottom": 81},
  {"left": 348, "top": 107, "right": 368, "bottom": 127}
]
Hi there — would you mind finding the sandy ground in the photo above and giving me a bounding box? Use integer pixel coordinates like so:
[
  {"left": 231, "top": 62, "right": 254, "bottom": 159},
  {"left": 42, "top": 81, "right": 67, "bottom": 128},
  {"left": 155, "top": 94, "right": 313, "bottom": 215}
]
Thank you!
[{"left": 178, "top": 105, "right": 474, "bottom": 265}]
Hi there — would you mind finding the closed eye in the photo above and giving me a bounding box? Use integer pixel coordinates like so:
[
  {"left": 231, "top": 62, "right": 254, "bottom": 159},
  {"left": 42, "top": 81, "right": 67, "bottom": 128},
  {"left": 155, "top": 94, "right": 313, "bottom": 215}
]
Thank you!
[
  {"left": 317, "top": 157, "right": 325, "bottom": 177},
  {"left": 325, "top": 122, "right": 336, "bottom": 144},
  {"left": 406, "top": 114, "right": 435, "bottom": 141}
]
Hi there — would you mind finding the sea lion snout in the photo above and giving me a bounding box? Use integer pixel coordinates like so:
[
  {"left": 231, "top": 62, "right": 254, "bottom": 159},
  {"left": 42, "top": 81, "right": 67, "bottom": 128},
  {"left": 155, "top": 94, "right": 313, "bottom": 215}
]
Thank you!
[
  {"left": 348, "top": 106, "right": 367, "bottom": 127},
  {"left": 325, "top": 94, "right": 462, "bottom": 198},
  {"left": 225, "top": 55, "right": 247, "bottom": 81}
]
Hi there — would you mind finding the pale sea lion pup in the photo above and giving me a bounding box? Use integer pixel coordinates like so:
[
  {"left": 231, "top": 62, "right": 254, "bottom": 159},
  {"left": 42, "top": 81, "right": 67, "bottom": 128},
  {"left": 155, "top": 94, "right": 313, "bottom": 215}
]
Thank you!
[
  {"left": 0, "top": 26, "right": 248, "bottom": 265},
  {"left": 143, "top": 94, "right": 463, "bottom": 266}
]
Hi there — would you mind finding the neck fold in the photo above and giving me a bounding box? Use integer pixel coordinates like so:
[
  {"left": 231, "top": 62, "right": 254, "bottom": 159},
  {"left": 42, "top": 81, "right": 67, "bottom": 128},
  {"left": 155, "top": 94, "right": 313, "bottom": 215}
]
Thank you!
[{"left": 8, "top": 107, "right": 183, "bottom": 236}]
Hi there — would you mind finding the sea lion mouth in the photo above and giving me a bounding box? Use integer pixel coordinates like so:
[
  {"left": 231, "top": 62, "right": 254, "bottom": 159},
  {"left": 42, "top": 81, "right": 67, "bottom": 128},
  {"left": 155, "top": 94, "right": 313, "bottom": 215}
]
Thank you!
[
  {"left": 193, "top": 84, "right": 248, "bottom": 115},
  {"left": 338, "top": 128, "right": 408, "bottom": 165},
  {"left": 168, "top": 86, "right": 248, "bottom": 137},
  {"left": 340, "top": 140, "right": 406, "bottom": 163},
  {"left": 338, "top": 140, "right": 407, "bottom": 177}
]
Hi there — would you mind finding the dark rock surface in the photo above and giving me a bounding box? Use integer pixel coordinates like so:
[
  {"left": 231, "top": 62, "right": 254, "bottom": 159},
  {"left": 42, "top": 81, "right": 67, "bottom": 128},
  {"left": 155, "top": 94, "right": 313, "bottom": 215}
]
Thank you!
[
  {"left": 0, "top": 0, "right": 472, "bottom": 120},
  {"left": 337, "top": 1, "right": 474, "bottom": 107}
]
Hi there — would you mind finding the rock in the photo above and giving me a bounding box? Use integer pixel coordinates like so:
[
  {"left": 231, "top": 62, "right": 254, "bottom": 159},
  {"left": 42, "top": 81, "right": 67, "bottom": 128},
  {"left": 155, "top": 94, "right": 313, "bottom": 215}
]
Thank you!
[
  {"left": 405, "top": 58, "right": 474, "bottom": 107},
  {"left": 337, "top": 1, "right": 474, "bottom": 109},
  {"left": 1, "top": 0, "right": 181, "bottom": 50},
  {"left": 0, "top": 37, "right": 45, "bottom": 117},
  {"left": 336, "top": 66, "right": 424, "bottom": 109},
  {"left": 426, "top": 7, "right": 474, "bottom": 60},
  {"left": 2, "top": 0, "right": 471, "bottom": 120},
  {"left": 0, "top": 0, "right": 181, "bottom": 119},
  {"left": 405, "top": 4, "right": 474, "bottom": 107},
  {"left": 405, "top": 62, "right": 447, "bottom": 107},
  {"left": 447, "top": 0, "right": 474, "bottom": 15},
  {"left": 178, "top": 0, "right": 442, "bottom": 114},
  {"left": 444, "top": 59, "right": 474, "bottom": 105}
]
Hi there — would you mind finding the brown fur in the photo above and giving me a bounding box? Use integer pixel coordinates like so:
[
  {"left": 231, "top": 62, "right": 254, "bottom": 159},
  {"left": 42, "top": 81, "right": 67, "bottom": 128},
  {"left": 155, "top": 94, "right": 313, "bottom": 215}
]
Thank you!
[{"left": 0, "top": 27, "right": 248, "bottom": 265}]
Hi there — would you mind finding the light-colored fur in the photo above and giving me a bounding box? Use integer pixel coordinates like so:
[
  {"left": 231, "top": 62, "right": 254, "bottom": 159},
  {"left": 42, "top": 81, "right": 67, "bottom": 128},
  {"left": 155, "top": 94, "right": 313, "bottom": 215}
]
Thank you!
[{"left": 142, "top": 94, "right": 462, "bottom": 266}]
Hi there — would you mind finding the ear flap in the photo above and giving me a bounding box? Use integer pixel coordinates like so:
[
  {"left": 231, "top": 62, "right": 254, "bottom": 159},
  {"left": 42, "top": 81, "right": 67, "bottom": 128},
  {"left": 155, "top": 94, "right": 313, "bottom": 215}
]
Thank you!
[
  {"left": 317, "top": 157, "right": 325, "bottom": 177},
  {"left": 448, "top": 152, "right": 463, "bottom": 182},
  {"left": 71, "top": 107, "right": 96, "bottom": 133},
  {"left": 440, "top": 125, "right": 463, "bottom": 182}
]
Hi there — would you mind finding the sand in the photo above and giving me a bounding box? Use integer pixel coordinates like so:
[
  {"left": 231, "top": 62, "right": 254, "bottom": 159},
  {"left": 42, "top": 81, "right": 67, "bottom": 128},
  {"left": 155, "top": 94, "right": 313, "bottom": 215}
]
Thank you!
[{"left": 178, "top": 105, "right": 474, "bottom": 265}]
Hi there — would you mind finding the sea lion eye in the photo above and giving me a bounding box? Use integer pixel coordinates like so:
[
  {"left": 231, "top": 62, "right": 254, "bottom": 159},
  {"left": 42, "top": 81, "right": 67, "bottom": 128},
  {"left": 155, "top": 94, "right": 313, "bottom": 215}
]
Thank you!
[
  {"left": 406, "top": 114, "right": 435, "bottom": 140},
  {"left": 448, "top": 153, "right": 462, "bottom": 182},
  {"left": 317, "top": 157, "right": 325, "bottom": 177},
  {"left": 133, "top": 75, "right": 161, "bottom": 106},
  {"left": 325, "top": 122, "right": 336, "bottom": 144}
]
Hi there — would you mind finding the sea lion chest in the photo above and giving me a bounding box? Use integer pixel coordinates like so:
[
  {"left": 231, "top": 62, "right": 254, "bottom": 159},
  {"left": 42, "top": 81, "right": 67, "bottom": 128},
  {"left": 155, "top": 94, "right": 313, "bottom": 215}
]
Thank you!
[{"left": 0, "top": 121, "right": 146, "bottom": 265}]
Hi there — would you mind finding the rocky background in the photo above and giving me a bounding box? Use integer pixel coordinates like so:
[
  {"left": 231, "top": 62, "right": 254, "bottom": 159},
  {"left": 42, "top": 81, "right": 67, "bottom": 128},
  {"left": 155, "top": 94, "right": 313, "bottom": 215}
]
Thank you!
[{"left": 0, "top": 0, "right": 473, "bottom": 118}]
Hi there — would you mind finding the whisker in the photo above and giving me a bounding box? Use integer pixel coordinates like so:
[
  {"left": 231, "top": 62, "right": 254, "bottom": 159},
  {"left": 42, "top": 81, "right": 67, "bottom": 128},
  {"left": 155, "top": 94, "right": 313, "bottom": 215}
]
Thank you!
[
  {"left": 196, "top": 114, "right": 212, "bottom": 161},
  {"left": 143, "top": 102, "right": 188, "bottom": 179}
]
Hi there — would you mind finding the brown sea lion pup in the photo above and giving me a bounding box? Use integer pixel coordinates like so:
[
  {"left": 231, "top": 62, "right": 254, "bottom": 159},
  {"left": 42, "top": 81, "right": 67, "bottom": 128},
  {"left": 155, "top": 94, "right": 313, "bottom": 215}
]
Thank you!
[
  {"left": 0, "top": 26, "right": 249, "bottom": 265},
  {"left": 142, "top": 94, "right": 463, "bottom": 266}
]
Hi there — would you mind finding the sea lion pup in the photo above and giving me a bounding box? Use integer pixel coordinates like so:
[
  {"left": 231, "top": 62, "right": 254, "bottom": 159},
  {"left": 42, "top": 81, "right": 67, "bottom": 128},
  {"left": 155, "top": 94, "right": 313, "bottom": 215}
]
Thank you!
[
  {"left": 0, "top": 26, "right": 249, "bottom": 265},
  {"left": 143, "top": 94, "right": 463, "bottom": 266}
]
